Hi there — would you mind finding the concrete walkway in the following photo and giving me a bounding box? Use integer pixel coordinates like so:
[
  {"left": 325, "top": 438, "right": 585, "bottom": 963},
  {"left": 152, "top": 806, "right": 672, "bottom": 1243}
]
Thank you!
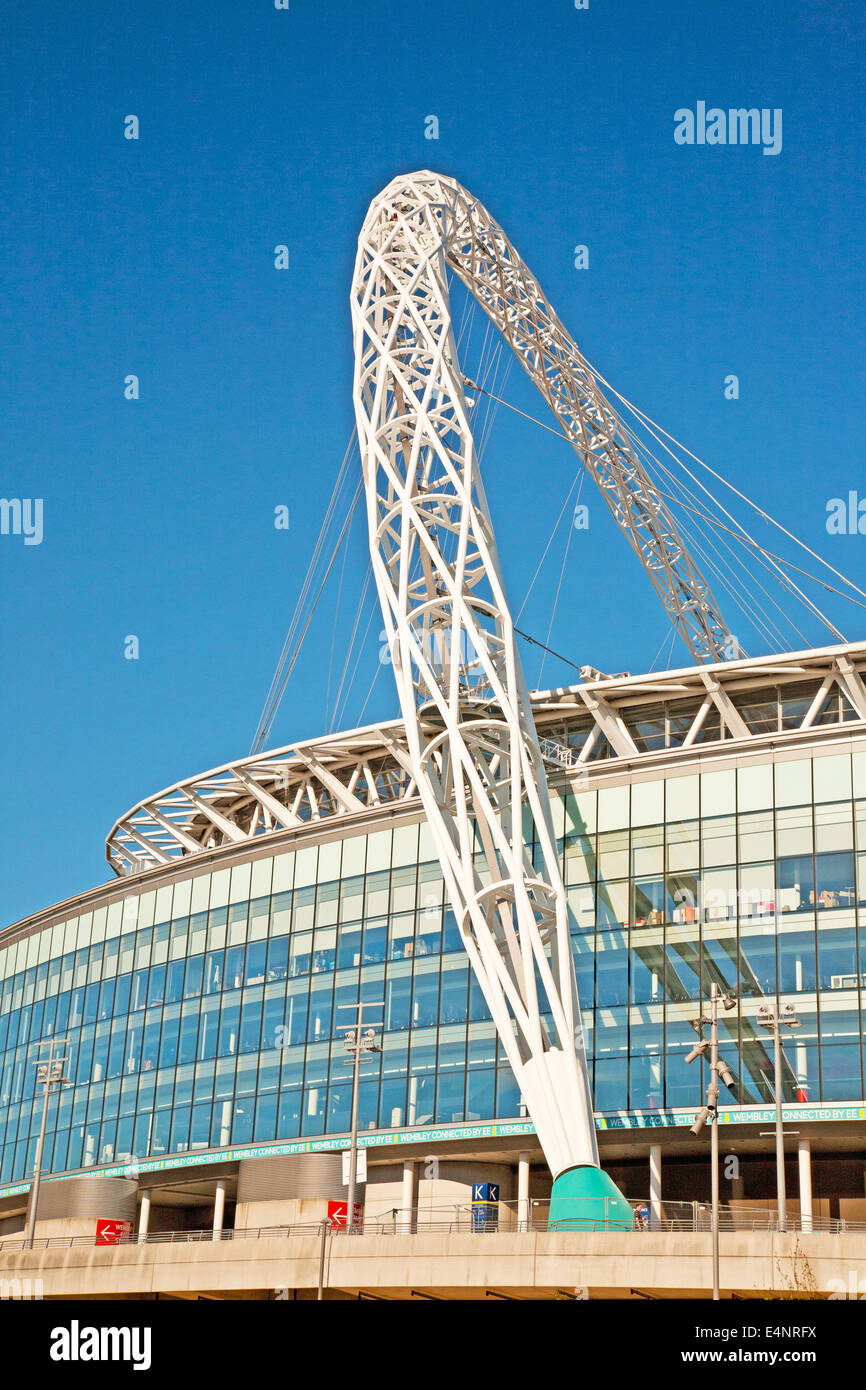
[{"left": 3, "top": 1229, "right": 866, "bottom": 1299}]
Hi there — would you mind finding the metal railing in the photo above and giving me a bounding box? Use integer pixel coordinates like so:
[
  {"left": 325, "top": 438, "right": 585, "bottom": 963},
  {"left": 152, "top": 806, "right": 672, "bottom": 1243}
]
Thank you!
[{"left": 1, "top": 1197, "right": 864, "bottom": 1252}]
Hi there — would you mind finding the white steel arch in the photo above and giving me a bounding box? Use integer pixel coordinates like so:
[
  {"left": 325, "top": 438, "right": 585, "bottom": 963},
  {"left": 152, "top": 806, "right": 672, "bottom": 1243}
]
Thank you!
[{"left": 352, "top": 171, "right": 629, "bottom": 1182}]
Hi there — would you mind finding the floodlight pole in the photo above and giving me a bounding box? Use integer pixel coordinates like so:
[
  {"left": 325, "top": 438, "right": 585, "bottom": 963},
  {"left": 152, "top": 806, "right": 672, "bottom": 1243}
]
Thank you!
[
  {"left": 338, "top": 1001, "right": 382, "bottom": 1232},
  {"left": 25, "top": 1038, "right": 71, "bottom": 1250},
  {"left": 687, "top": 984, "right": 738, "bottom": 1300},
  {"left": 709, "top": 986, "right": 720, "bottom": 1303},
  {"left": 772, "top": 1017, "right": 785, "bottom": 1229},
  {"left": 758, "top": 1003, "right": 800, "bottom": 1231}
]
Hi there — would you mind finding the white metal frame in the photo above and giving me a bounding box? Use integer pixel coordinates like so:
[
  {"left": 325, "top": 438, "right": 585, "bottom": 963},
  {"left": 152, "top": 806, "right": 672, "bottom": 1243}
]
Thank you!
[{"left": 105, "top": 640, "right": 866, "bottom": 876}]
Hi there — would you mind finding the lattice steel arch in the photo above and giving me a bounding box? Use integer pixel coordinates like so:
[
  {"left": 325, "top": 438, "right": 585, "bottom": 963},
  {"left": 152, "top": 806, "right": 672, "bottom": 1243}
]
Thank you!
[
  {"left": 386, "top": 172, "right": 731, "bottom": 663},
  {"left": 351, "top": 171, "right": 652, "bottom": 1205}
]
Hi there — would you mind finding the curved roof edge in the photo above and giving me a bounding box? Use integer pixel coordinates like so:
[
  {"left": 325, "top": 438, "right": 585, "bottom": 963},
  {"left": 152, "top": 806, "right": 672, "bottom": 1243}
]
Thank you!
[{"left": 105, "top": 640, "right": 866, "bottom": 877}]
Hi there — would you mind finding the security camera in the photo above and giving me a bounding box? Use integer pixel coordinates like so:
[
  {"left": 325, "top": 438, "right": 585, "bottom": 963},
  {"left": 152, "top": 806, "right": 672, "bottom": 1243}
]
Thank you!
[{"left": 691, "top": 1105, "right": 712, "bottom": 1136}]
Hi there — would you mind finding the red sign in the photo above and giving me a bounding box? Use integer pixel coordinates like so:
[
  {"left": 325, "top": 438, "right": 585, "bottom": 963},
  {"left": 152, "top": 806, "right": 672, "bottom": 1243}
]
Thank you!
[
  {"left": 95, "top": 1218, "right": 134, "bottom": 1246},
  {"left": 326, "top": 1200, "right": 364, "bottom": 1228}
]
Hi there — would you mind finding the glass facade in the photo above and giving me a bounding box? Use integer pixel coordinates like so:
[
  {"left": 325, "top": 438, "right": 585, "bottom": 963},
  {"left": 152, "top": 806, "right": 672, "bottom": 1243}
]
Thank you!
[{"left": 1, "top": 747, "right": 865, "bottom": 1185}]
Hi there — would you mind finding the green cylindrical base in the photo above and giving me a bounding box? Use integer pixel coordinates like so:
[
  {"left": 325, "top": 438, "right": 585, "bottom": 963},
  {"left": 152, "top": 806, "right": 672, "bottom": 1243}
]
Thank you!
[{"left": 548, "top": 1165, "right": 634, "bottom": 1232}]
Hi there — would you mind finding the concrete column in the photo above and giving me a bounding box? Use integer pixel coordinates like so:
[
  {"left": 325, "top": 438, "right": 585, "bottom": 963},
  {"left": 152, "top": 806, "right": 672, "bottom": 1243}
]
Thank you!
[
  {"left": 798, "top": 1139, "right": 813, "bottom": 1232},
  {"left": 649, "top": 1145, "right": 662, "bottom": 1229},
  {"left": 399, "top": 1160, "right": 415, "bottom": 1234},
  {"left": 212, "top": 1179, "right": 226, "bottom": 1240},
  {"left": 137, "top": 1190, "right": 151, "bottom": 1242},
  {"left": 517, "top": 1152, "right": 531, "bottom": 1231}
]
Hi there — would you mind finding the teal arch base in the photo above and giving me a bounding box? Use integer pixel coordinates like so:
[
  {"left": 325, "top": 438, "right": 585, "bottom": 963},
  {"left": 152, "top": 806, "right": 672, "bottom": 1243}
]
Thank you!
[{"left": 548, "top": 1165, "right": 634, "bottom": 1232}]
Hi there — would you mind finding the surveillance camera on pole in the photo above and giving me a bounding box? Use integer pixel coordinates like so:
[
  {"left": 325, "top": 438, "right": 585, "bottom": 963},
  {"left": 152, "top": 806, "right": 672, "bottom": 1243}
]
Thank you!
[
  {"left": 338, "top": 1000, "right": 384, "bottom": 1232},
  {"left": 718, "top": 1059, "right": 736, "bottom": 1090},
  {"left": 691, "top": 1104, "right": 713, "bottom": 1137},
  {"left": 685, "top": 983, "right": 739, "bottom": 1299},
  {"left": 757, "top": 1000, "right": 801, "bottom": 1229}
]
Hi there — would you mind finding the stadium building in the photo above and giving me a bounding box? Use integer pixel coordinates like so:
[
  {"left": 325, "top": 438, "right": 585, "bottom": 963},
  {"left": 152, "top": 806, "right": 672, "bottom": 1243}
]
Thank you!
[
  {"left": 2, "top": 639, "right": 866, "bottom": 1254},
  {"left": 2, "top": 173, "right": 865, "bottom": 1297}
]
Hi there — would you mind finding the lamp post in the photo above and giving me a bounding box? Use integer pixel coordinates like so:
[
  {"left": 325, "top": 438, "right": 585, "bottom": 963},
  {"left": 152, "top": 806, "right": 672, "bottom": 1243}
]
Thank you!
[
  {"left": 338, "top": 1001, "right": 382, "bottom": 1232},
  {"left": 757, "top": 1002, "right": 800, "bottom": 1230},
  {"left": 687, "top": 984, "right": 737, "bottom": 1301},
  {"left": 25, "top": 1039, "right": 71, "bottom": 1249}
]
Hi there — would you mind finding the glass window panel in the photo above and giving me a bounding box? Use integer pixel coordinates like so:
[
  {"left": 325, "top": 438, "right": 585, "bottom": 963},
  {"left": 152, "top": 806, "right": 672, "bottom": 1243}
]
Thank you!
[
  {"left": 336, "top": 924, "right": 362, "bottom": 971},
  {"left": 776, "top": 805, "right": 812, "bottom": 857},
  {"left": 815, "top": 852, "right": 856, "bottom": 910},
  {"left": 776, "top": 854, "right": 814, "bottom": 918},
  {"left": 495, "top": 1066, "right": 524, "bottom": 1119},
  {"left": 435, "top": 1070, "right": 465, "bottom": 1123},
  {"left": 813, "top": 754, "right": 852, "bottom": 804},
  {"left": 270, "top": 891, "right": 292, "bottom": 936},
  {"left": 738, "top": 811, "right": 774, "bottom": 864},
  {"left": 266, "top": 938, "right": 288, "bottom": 983},
  {"left": 253, "top": 1091, "right": 277, "bottom": 1142},
  {"left": 339, "top": 875, "right": 365, "bottom": 923},
  {"left": 292, "top": 886, "right": 315, "bottom": 933},
  {"left": 629, "top": 1053, "right": 663, "bottom": 1111},
  {"left": 631, "top": 780, "right": 664, "bottom": 827},
  {"left": 276, "top": 1089, "right": 301, "bottom": 1139},
  {"left": 817, "top": 922, "right": 861, "bottom": 989},
  {"left": 567, "top": 885, "right": 595, "bottom": 931},
  {"left": 664, "top": 1050, "right": 703, "bottom": 1109},
  {"left": 632, "top": 875, "right": 665, "bottom": 927},
  {"left": 815, "top": 804, "right": 854, "bottom": 855},
  {"left": 595, "top": 932, "right": 628, "bottom": 1007},
  {"left": 739, "top": 862, "right": 778, "bottom": 917},
  {"left": 465, "top": 1068, "right": 495, "bottom": 1122},
  {"left": 307, "top": 984, "right": 333, "bottom": 1042},
  {"left": 775, "top": 758, "right": 812, "bottom": 806},
  {"left": 632, "top": 825, "right": 663, "bottom": 877},
  {"left": 362, "top": 918, "right": 387, "bottom": 964},
  {"left": 597, "top": 829, "right": 629, "bottom": 881},
  {"left": 702, "top": 920, "right": 738, "bottom": 995},
  {"left": 564, "top": 834, "right": 596, "bottom": 885},
  {"left": 596, "top": 879, "right": 629, "bottom": 929},
  {"left": 738, "top": 763, "right": 773, "bottom": 813},
  {"left": 593, "top": 1056, "right": 627, "bottom": 1111},
  {"left": 411, "top": 964, "right": 439, "bottom": 1027},
  {"left": 667, "top": 819, "right": 699, "bottom": 872},
  {"left": 388, "top": 914, "right": 415, "bottom": 961},
  {"left": 314, "top": 882, "right": 339, "bottom": 929},
  {"left": 820, "top": 1043, "right": 862, "bottom": 1101},
  {"left": 289, "top": 933, "right": 312, "bottom": 977},
  {"left": 439, "top": 961, "right": 468, "bottom": 1024},
  {"left": 701, "top": 768, "right": 735, "bottom": 817},
  {"left": 629, "top": 926, "right": 664, "bottom": 1005},
  {"left": 702, "top": 815, "right": 736, "bottom": 868},
  {"left": 597, "top": 785, "right": 629, "bottom": 832},
  {"left": 664, "top": 922, "right": 701, "bottom": 1000}
]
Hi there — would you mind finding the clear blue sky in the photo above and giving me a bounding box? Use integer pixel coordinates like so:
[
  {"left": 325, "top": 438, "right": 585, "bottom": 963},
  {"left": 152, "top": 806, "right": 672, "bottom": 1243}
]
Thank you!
[{"left": 1, "top": 0, "right": 864, "bottom": 927}]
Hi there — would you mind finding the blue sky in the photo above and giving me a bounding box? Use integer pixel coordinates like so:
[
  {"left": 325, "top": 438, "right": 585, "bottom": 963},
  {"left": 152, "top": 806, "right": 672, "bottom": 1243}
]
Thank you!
[{"left": 1, "top": 0, "right": 864, "bottom": 927}]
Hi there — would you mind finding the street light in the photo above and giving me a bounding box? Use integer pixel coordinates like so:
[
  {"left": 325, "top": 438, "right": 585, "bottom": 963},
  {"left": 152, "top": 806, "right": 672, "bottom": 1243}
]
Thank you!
[
  {"left": 686, "top": 984, "right": 738, "bottom": 1299},
  {"left": 338, "top": 1001, "right": 382, "bottom": 1232},
  {"left": 757, "top": 1001, "right": 800, "bottom": 1229},
  {"left": 25, "top": 1039, "right": 72, "bottom": 1249}
]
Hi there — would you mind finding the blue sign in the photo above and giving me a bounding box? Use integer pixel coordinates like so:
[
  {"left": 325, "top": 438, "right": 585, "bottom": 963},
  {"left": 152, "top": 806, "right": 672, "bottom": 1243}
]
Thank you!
[{"left": 471, "top": 1181, "right": 500, "bottom": 1229}]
